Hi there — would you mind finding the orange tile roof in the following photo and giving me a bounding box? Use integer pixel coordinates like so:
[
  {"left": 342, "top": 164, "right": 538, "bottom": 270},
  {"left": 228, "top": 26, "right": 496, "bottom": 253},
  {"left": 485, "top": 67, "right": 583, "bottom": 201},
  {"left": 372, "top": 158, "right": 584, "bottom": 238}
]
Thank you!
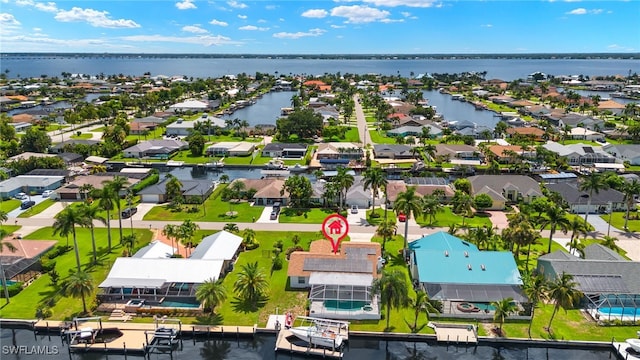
[
  {"left": 488, "top": 145, "right": 525, "bottom": 158},
  {"left": 505, "top": 127, "right": 545, "bottom": 136},
  {"left": 288, "top": 240, "right": 381, "bottom": 278}
]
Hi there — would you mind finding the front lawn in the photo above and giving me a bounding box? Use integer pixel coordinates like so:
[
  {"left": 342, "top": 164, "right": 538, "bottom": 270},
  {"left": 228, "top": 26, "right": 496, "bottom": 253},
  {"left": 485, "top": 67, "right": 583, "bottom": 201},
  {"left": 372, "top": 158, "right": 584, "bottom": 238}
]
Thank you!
[
  {"left": 366, "top": 209, "right": 397, "bottom": 225},
  {"left": 369, "top": 130, "right": 398, "bottom": 144},
  {"left": 415, "top": 206, "right": 492, "bottom": 228},
  {"left": 602, "top": 211, "right": 640, "bottom": 232},
  {"left": 278, "top": 207, "right": 340, "bottom": 224},
  {"left": 1, "top": 199, "right": 21, "bottom": 213},
  {"left": 0, "top": 227, "right": 152, "bottom": 319},
  {"left": 70, "top": 133, "right": 94, "bottom": 139},
  {"left": 17, "top": 199, "right": 56, "bottom": 218}
]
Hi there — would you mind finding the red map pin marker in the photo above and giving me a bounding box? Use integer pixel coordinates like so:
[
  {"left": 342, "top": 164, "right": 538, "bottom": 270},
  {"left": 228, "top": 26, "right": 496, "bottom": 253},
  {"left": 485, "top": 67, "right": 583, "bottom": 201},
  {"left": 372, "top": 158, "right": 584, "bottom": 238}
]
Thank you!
[{"left": 321, "top": 214, "right": 349, "bottom": 254}]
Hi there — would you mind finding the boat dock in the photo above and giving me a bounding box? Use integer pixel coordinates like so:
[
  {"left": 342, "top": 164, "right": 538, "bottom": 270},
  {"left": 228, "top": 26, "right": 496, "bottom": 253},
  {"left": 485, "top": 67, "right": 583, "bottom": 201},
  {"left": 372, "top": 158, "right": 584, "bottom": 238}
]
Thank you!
[
  {"left": 614, "top": 341, "right": 640, "bottom": 360},
  {"left": 431, "top": 322, "right": 478, "bottom": 344},
  {"left": 275, "top": 328, "right": 345, "bottom": 359}
]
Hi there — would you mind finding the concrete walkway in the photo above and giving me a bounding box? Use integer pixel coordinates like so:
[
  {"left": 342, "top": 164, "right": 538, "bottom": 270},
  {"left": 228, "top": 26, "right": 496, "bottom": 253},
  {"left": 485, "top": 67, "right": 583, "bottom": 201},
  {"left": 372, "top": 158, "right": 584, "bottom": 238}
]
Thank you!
[{"left": 486, "top": 211, "right": 509, "bottom": 229}]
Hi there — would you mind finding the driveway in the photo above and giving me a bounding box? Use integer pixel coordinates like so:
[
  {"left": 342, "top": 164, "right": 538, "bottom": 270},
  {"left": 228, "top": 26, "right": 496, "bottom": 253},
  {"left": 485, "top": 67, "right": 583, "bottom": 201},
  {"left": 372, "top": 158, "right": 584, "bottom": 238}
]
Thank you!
[
  {"left": 30, "top": 201, "right": 66, "bottom": 219},
  {"left": 6, "top": 195, "right": 50, "bottom": 218},
  {"left": 580, "top": 213, "right": 620, "bottom": 237},
  {"left": 347, "top": 207, "right": 370, "bottom": 226},
  {"left": 256, "top": 206, "right": 278, "bottom": 223},
  {"left": 486, "top": 211, "right": 509, "bottom": 229},
  {"left": 131, "top": 203, "right": 157, "bottom": 221}
]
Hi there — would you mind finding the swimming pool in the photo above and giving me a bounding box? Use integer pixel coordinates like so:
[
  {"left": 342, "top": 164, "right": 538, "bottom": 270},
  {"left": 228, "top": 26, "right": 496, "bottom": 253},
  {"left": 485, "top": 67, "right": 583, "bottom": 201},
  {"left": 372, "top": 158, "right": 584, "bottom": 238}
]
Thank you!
[
  {"left": 472, "top": 303, "right": 496, "bottom": 311},
  {"left": 597, "top": 307, "right": 640, "bottom": 317},
  {"left": 158, "top": 301, "right": 200, "bottom": 308},
  {"left": 323, "top": 300, "right": 367, "bottom": 311},
  {"left": 1, "top": 280, "right": 17, "bottom": 287}
]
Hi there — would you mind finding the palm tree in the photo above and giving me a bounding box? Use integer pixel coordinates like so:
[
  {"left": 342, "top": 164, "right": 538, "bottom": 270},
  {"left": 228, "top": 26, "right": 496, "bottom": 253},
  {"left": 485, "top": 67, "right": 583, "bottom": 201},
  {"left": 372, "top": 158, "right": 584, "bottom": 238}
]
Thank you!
[
  {"left": 65, "top": 270, "right": 93, "bottom": 314},
  {"left": 537, "top": 204, "right": 571, "bottom": 253},
  {"left": 601, "top": 235, "right": 621, "bottom": 252},
  {"left": 567, "top": 217, "right": 589, "bottom": 246},
  {"left": 333, "top": 166, "right": 354, "bottom": 210},
  {"left": 521, "top": 271, "right": 548, "bottom": 338},
  {"left": 223, "top": 223, "right": 239, "bottom": 233},
  {"left": 372, "top": 268, "right": 409, "bottom": 330},
  {"left": 1, "top": 237, "right": 17, "bottom": 304},
  {"left": 219, "top": 174, "right": 230, "bottom": 184},
  {"left": 423, "top": 144, "right": 436, "bottom": 168},
  {"left": 491, "top": 297, "right": 517, "bottom": 337},
  {"left": 579, "top": 173, "right": 608, "bottom": 226},
  {"left": 363, "top": 167, "right": 387, "bottom": 217},
  {"left": 408, "top": 290, "right": 438, "bottom": 332},
  {"left": 623, "top": 179, "right": 640, "bottom": 231},
  {"left": 103, "top": 176, "right": 130, "bottom": 245},
  {"left": 546, "top": 272, "right": 583, "bottom": 333},
  {"left": 121, "top": 233, "right": 137, "bottom": 256},
  {"left": 451, "top": 190, "right": 473, "bottom": 227},
  {"left": 179, "top": 219, "right": 199, "bottom": 256},
  {"left": 394, "top": 186, "right": 422, "bottom": 258},
  {"left": 421, "top": 194, "right": 443, "bottom": 226},
  {"left": 78, "top": 203, "right": 106, "bottom": 265},
  {"left": 233, "top": 261, "right": 269, "bottom": 308},
  {"left": 79, "top": 184, "right": 94, "bottom": 202},
  {"left": 241, "top": 228, "right": 258, "bottom": 250},
  {"left": 95, "top": 186, "right": 115, "bottom": 251},
  {"left": 196, "top": 278, "right": 227, "bottom": 314},
  {"left": 53, "top": 206, "right": 83, "bottom": 273},
  {"left": 375, "top": 219, "right": 397, "bottom": 256},
  {"left": 162, "top": 224, "right": 179, "bottom": 256}
]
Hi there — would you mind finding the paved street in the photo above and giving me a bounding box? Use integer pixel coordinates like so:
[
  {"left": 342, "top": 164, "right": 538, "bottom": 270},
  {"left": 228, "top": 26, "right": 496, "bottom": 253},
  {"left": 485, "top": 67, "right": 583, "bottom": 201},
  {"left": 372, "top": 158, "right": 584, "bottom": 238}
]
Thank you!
[{"left": 353, "top": 94, "right": 371, "bottom": 146}]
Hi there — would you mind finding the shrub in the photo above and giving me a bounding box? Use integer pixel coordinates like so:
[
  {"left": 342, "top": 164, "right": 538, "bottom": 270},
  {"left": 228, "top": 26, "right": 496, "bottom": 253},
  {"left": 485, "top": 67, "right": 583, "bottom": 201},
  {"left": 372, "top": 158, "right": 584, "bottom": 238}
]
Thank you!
[
  {"left": 271, "top": 254, "right": 283, "bottom": 271},
  {"left": 285, "top": 246, "right": 303, "bottom": 260},
  {"left": 40, "top": 259, "right": 56, "bottom": 273},
  {"left": 3, "top": 282, "right": 24, "bottom": 297},
  {"left": 35, "top": 307, "right": 53, "bottom": 319},
  {"left": 45, "top": 245, "right": 72, "bottom": 260}
]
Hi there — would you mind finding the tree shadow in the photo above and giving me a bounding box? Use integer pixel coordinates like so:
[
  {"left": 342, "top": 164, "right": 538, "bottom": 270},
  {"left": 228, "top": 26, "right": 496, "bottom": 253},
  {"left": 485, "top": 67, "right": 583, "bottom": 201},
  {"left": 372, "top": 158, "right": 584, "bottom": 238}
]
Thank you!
[
  {"left": 389, "top": 252, "right": 406, "bottom": 267},
  {"left": 194, "top": 313, "right": 224, "bottom": 325},
  {"left": 230, "top": 295, "right": 268, "bottom": 313}
]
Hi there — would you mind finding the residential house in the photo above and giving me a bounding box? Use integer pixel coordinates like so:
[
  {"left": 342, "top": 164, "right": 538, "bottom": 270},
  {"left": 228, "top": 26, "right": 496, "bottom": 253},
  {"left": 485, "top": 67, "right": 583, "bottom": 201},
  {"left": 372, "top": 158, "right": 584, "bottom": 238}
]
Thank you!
[
  {"left": 288, "top": 240, "right": 382, "bottom": 320},
  {"left": 261, "top": 143, "right": 308, "bottom": 158},
  {"left": 372, "top": 144, "right": 415, "bottom": 160},
  {"left": 546, "top": 182, "right": 624, "bottom": 214},
  {"left": 344, "top": 176, "right": 371, "bottom": 209},
  {"left": 9, "top": 122, "right": 32, "bottom": 132},
  {"left": 409, "top": 232, "right": 526, "bottom": 318},
  {"left": 123, "top": 139, "right": 188, "bottom": 159},
  {"left": 553, "top": 113, "right": 604, "bottom": 131},
  {"left": 8, "top": 152, "right": 57, "bottom": 162},
  {"left": 169, "top": 99, "right": 210, "bottom": 112},
  {"left": 56, "top": 174, "right": 141, "bottom": 200},
  {"left": 50, "top": 139, "right": 100, "bottom": 154},
  {"left": 165, "top": 119, "right": 196, "bottom": 136},
  {"left": 316, "top": 142, "right": 363, "bottom": 169},
  {"left": 385, "top": 180, "right": 454, "bottom": 207},
  {"left": 537, "top": 244, "right": 640, "bottom": 320},
  {"left": 138, "top": 178, "right": 215, "bottom": 204},
  {"left": 603, "top": 144, "right": 640, "bottom": 165},
  {"left": 386, "top": 123, "right": 443, "bottom": 138},
  {"left": 568, "top": 127, "right": 605, "bottom": 142},
  {"left": 205, "top": 142, "right": 255, "bottom": 157},
  {"left": 0, "top": 176, "right": 64, "bottom": 199},
  {"left": 597, "top": 99, "right": 626, "bottom": 116},
  {"left": 0, "top": 239, "right": 57, "bottom": 281},
  {"left": 99, "top": 230, "right": 241, "bottom": 304},
  {"left": 236, "top": 178, "right": 287, "bottom": 206},
  {"left": 467, "top": 175, "right": 542, "bottom": 210},
  {"left": 487, "top": 145, "right": 536, "bottom": 163},
  {"left": 542, "top": 141, "right": 616, "bottom": 165},
  {"left": 434, "top": 144, "right": 480, "bottom": 162},
  {"left": 505, "top": 127, "right": 545, "bottom": 141}
]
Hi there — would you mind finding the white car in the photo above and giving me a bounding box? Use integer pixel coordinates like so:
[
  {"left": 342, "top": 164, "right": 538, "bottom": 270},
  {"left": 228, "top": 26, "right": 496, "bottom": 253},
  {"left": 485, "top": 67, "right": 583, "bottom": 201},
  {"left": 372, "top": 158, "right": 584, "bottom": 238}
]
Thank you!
[
  {"left": 351, "top": 205, "right": 359, "bottom": 214},
  {"left": 42, "top": 190, "right": 54, "bottom": 198},
  {"left": 14, "top": 192, "right": 27, "bottom": 200}
]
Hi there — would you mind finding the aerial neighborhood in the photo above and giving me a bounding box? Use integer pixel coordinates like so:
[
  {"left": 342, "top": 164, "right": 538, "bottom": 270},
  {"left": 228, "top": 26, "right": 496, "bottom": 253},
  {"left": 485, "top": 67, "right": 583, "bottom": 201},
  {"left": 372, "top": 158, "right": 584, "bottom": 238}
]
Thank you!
[{"left": 2, "top": 69, "right": 640, "bottom": 345}]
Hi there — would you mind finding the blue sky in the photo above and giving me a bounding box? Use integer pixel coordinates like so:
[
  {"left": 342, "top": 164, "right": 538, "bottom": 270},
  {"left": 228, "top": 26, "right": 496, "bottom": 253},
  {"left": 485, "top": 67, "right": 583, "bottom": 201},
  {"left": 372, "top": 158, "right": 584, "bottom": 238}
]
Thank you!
[{"left": 0, "top": 0, "right": 637, "bottom": 54}]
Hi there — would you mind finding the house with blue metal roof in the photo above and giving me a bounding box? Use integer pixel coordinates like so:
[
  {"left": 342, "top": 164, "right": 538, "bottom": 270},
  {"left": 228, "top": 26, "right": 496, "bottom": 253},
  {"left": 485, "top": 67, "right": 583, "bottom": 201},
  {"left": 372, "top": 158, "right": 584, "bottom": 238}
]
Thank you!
[{"left": 409, "top": 232, "right": 527, "bottom": 318}]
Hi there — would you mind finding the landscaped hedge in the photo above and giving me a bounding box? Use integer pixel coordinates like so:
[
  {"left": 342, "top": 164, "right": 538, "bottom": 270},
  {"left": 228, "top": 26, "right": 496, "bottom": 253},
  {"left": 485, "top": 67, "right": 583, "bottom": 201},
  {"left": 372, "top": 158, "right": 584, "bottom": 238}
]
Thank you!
[
  {"left": 45, "top": 245, "right": 72, "bottom": 260},
  {"left": 1, "top": 282, "right": 24, "bottom": 297},
  {"left": 130, "top": 170, "right": 160, "bottom": 194}
]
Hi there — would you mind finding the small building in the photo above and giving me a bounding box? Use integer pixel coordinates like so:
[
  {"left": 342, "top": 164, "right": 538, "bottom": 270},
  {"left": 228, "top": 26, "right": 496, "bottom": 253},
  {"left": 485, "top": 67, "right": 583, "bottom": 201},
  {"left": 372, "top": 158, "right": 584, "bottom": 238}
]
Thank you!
[
  {"left": 56, "top": 174, "right": 140, "bottom": 200},
  {"left": 189, "top": 230, "right": 242, "bottom": 274},
  {"left": 205, "top": 142, "right": 256, "bottom": 157},
  {"left": 568, "top": 127, "right": 605, "bottom": 142},
  {"left": 603, "top": 144, "right": 640, "bottom": 165},
  {"left": 546, "top": 182, "right": 624, "bottom": 214},
  {"left": 261, "top": 143, "right": 308, "bottom": 158},
  {"left": 467, "top": 175, "right": 543, "bottom": 210},
  {"left": 9, "top": 122, "right": 32, "bottom": 132},
  {"left": 237, "top": 178, "right": 287, "bottom": 206},
  {"left": 0, "top": 175, "right": 64, "bottom": 198},
  {"left": 138, "top": 178, "right": 215, "bottom": 204},
  {"left": 165, "top": 119, "right": 197, "bottom": 136},
  {"left": 0, "top": 239, "right": 57, "bottom": 282},
  {"left": 123, "top": 139, "right": 188, "bottom": 159}
]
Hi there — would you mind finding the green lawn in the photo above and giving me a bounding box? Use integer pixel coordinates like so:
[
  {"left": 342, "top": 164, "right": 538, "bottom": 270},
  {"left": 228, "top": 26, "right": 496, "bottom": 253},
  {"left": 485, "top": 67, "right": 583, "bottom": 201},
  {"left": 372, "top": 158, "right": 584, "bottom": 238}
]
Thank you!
[
  {"left": 415, "top": 206, "right": 492, "bottom": 228},
  {"left": 369, "top": 130, "right": 398, "bottom": 144},
  {"left": 366, "top": 209, "right": 397, "bottom": 225},
  {"left": 69, "top": 197, "right": 141, "bottom": 221},
  {"left": 70, "top": 133, "right": 94, "bottom": 139},
  {"left": 0, "top": 227, "right": 153, "bottom": 320},
  {"left": 143, "top": 185, "right": 264, "bottom": 223},
  {"left": 0, "top": 225, "right": 21, "bottom": 235},
  {"left": 279, "top": 208, "right": 340, "bottom": 224},
  {"left": 17, "top": 199, "right": 56, "bottom": 218},
  {"left": 602, "top": 211, "right": 640, "bottom": 232},
  {"left": 1, "top": 199, "right": 21, "bottom": 213}
]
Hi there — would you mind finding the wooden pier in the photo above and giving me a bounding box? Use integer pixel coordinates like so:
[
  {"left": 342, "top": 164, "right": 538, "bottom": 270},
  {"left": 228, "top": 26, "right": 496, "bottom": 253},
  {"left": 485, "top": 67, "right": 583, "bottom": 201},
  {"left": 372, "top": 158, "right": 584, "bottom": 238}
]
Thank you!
[
  {"left": 275, "top": 329, "right": 345, "bottom": 359},
  {"left": 432, "top": 322, "right": 478, "bottom": 344}
]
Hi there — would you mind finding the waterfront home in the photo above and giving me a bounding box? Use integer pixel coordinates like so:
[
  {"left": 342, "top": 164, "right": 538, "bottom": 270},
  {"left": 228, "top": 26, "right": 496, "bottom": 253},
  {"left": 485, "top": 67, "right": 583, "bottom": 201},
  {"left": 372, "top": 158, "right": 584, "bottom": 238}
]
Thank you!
[
  {"left": 385, "top": 180, "right": 454, "bottom": 207},
  {"left": 123, "top": 139, "right": 188, "bottom": 159},
  {"left": 0, "top": 175, "right": 64, "bottom": 198},
  {"left": 603, "top": 144, "right": 640, "bottom": 165},
  {"left": 597, "top": 99, "right": 626, "bottom": 116},
  {"left": 546, "top": 182, "right": 624, "bottom": 214},
  {"left": 0, "top": 239, "right": 57, "bottom": 282},
  {"left": 489, "top": 95, "right": 515, "bottom": 105},
  {"left": 313, "top": 105, "right": 340, "bottom": 124},
  {"left": 456, "top": 125, "right": 495, "bottom": 139},
  {"left": 261, "top": 142, "right": 308, "bottom": 158},
  {"left": 409, "top": 232, "right": 526, "bottom": 318},
  {"left": 542, "top": 141, "right": 615, "bottom": 165},
  {"left": 467, "top": 175, "right": 542, "bottom": 210},
  {"left": 99, "top": 231, "right": 241, "bottom": 304},
  {"left": 386, "top": 123, "right": 443, "bottom": 138},
  {"left": 487, "top": 145, "right": 536, "bottom": 163},
  {"left": 138, "top": 178, "right": 215, "bottom": 204},
  {"left": 56, "top": 174, "right": 141, "bottom": 200},
  {"left": 434, "top": 144, "right": 480, "bottom": 162},
  {"left": 372, "top": 144, "right": 415, "bottom": 160},
  {"left": 548, "top": 113, "right": 604, "bottom": 131},
  {"left": 169, "top": 99, "right": 211, "bottom": 112},
  {"left": 205, "top": 142, "right": 255, "bottom": 157},
  {"left": 537, "top": 244, "right": 640, "bottom": 321},
  {"left": 235, "top": 178, "right": 287, "bottom": 206},
  {"left": 316, "top": 142, "right": 363, "bottom": 169},
  {"left": 505, "top": 127, "right": 545, "bottom": 141},
  {"left": 288, "top": 240, "right": 381, "bottom": 320}
]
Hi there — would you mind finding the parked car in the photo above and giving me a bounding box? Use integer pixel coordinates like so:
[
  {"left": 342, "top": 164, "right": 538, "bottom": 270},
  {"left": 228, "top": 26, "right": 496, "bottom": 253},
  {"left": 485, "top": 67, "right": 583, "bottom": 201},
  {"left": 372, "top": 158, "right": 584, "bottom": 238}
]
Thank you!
[
  {"left": 14, "top": 192, "right": 27, "bottom": 200},
  {"left": 121, "top": 207, "right": 138, "bottom": 218},
  {"left": 269, "top": 211, "right": 278, "bottom": 220},
  {"left": 351, "top": 205, "right": 359, "bottom": 214},
  {"left": 272, "top": 202, "right": 281, "bottom": 213},
  {"left": 20, "top": 200, "right": 36, "bottom": 210},
  {"left": 42, "top": 190, "right": 54, "bottom": 198},
  {"left": 398, "top": 212, "right": 407, "bottom": 222}
]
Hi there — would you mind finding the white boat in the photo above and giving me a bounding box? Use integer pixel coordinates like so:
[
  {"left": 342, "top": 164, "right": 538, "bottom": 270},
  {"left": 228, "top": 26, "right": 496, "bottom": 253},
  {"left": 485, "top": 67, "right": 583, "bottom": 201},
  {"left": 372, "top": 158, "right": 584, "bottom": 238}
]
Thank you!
[
  {"left": 626, "top": 338, "right": 640, "bottom": 352},
  {"left": 289, "top": 323, "right": 344, "bottom": 349},
  {"left": 265, "top": 159, "right": 288, "bottom": 170},
  {"left": 289, "top": 163, "right": 308, "bottom": 173}
]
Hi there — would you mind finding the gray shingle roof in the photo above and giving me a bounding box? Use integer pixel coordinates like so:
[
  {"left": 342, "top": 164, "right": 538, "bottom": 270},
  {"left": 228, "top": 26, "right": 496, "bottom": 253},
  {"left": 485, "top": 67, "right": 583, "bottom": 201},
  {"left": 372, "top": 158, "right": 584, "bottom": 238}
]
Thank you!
[{"left": 546, "top": 182, "right": 624, "bottom": 205}]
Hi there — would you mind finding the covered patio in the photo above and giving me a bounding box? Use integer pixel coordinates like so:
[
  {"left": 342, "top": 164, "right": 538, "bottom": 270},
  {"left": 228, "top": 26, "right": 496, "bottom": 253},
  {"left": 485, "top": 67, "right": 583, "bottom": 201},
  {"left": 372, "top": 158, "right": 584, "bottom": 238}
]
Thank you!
[{"left": 308, "top": 272, "right": 379, "bottom": 320}]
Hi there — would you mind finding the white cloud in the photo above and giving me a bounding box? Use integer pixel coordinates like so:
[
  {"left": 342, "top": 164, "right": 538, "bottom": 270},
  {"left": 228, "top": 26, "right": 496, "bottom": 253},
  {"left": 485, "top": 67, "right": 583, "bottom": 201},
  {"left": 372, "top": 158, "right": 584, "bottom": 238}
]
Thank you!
[
  {"left": 175, "top": 0, "right": 196, "bottom": 10},
  {"left": 32, "top": 27, "right": 42, "bottom": 32},
  {"left": 361, "top": 0, "right": 439, "bottom": 8},
  {"left": 330, "top": 5, "right": 390, "bottom": 23},
  {"left": 227, "top": 1, "right": 247, "bottom": 9},
  {"left": 239, "top": 25, "right": 268, "bottom": 31},
  {"left": 121, "top": 34, "right": 241, "bottom": 47},
  {"left": 2, "top": 34, "right": 107, "bottom": 46},
  {"left": 182, "top": 25, "right": 207, "bottom": 33},
  {"left": 273, "top": 28, "right": 326, "bottom": 39},
  {"left": 567, "top": 8, "right": 586, "bottom": 14},
  {"left": 330, "top": 24, "right": 346, "bottom": 29},
  {"left": 54, "top": 7, "right": 141, "bottom": 28},
  {"left": 302, "top": 9, "right": 328, "bottom": 18},
  {"left": 481, "top": 24, "right": 493, "bottom": 28},
  {"left": 265, "top": 5, "right": 277, "bottom": 10},
  {"left": 209, "top": 19, "right": 228, "bottom": 26},
  {"left": 0, "top": 13, "right": 21, "bottom": 26},
  {"left": 15, "top": 0, "right": 58, "bottom": 12},
  {"left": 238, "top": 14, "right": 247, "bottom": 19}
]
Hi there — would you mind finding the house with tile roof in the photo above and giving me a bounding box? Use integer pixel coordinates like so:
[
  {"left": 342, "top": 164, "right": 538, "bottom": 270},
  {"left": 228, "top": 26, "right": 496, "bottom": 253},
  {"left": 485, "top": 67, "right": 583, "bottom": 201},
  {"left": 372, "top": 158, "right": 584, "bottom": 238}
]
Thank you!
[
  {"left": 603, "top": 144, "right": 640, "bottom": 165},
  {"left": 467, "top": 175, "right": 543, "bottom": 210},
  {"left": 542, "top": 141, "right": 615, "bottom": 165},
  {"left": 546, "top": 182, "right": 624, "bottom": 214}
]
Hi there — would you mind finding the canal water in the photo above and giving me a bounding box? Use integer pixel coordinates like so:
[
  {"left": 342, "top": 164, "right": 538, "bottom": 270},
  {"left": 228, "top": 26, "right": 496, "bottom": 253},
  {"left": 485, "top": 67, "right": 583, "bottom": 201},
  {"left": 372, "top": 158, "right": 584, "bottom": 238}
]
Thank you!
[
  {"left": 220, "top": 90, "right": 296, "bottom": 126},
  {"left": 0, "top": 328, "right": 616, "bottom": 360},
  {"left": 421, "top": 90, "right": 500, "bottom": 129}
]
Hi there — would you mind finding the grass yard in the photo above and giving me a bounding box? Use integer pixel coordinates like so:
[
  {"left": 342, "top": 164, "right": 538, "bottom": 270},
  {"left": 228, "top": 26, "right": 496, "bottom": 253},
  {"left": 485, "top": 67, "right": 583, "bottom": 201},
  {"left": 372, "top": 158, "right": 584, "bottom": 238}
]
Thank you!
[
  {"left": 70, "top": 133, "right": 94, "bottom": 139},
  {"left": 369, "top": 130, "right": 398, "bottom": 144},
  {"left": 602, "top": 211, "right": 640, "bottom": 232},
  {"left": 366, "top": 209, "right": 397, "bottom": 225},
  {"left": 17, "top": 199, "right": 56, "bottom": 218},
  {"left": 415, "top": 206, "right": 492, "bottom": 228},
  {"left": 143, "top": 185, "right": 264, "bottom": 223},
  {"left": 278, "top": 208, "right": 340, "bottom": 224},
  {"left": 0, "top": 227, "right": 153, "bottom": 320},
  {"left": 69, "top": 197, "right": 141, "bottom": 221},
  {"left": 1, "top": 225, "right": 21, "bottom": 235},
  {"left": 1, "top": 199, "right": 22, "bottom": 213}
]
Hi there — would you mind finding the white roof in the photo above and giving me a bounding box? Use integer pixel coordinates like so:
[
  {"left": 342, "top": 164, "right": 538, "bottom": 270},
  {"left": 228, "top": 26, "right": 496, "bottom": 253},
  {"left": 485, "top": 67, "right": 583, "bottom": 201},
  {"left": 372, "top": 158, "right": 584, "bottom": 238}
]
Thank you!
[
  {"left": 85, "top": 155, "right": 108, "bottom": 164},
  {"left": 594, "top": 163, "right": 625, "bottom": 169},
  {"left": 99, "top": 258, "right": 223, "bottom": 288},
  {"left": 450, "top": 159, "right": 482, "bottom": 165},
  {"left": 132, "top": 240, "right": 176, "bottom": 259},
  {"left": 189, "top": 230, "right": 242, "bottom": 260},
  {"left": 169, "top": 100, "right": 208, "bottom": 109},
  {"left": 121, "top": 168, "right": 152, "bottom": 174},
  {"left": 309, "top": 272, "right": 373, "bottom": 286}
]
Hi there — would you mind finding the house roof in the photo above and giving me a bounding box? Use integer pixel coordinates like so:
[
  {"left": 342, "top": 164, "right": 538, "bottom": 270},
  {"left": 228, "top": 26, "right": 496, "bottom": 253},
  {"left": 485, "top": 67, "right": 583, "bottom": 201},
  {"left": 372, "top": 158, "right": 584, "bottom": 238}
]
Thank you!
[
  {"left": 603, "top": 144, "right": 640, "bottom": 160},
  {"left": 262, "top": 142, "right": 308, "bottom": 152},
  {"left": 138, "top": 178, "right": 214, "bottom": 197},
  {"left": 546, "top": 182, "right": 624, "bottom": 205},
  {"left": 506, "top": 127, "right": 545, "bottom": 137},
  {"left": 133, "top": 240, "right": 176, "bottom": 259},
  {"left": 99, "top": 258, "right": 224, "bottom": 288},
  {"left": 189, "top": 230, "right": 242, "bottom": 260},
  {"left": 0, "top": 239, "right": 57, "bottom": 265},
  {"left": 373, "top": 144, "right": 413, "bottom": 156},
  {"left": 288, "top": 240, "right": 380, "bottom": 278},
  {"left": 124, "top": 139, "right": 187, "bottom": 154},
  {"left": 467, "top": 175, "right": 542, "bottom": 198}
]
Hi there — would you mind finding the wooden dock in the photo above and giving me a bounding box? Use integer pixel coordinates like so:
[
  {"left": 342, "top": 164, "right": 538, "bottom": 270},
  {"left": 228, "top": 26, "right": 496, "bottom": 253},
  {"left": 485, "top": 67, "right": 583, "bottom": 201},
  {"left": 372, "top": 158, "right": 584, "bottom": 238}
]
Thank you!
[
  {"left": 432, "top": 323, "right": 478, "bottom": 344},
  {"left": 613, "top": 342, "right": 640, "bottom": 360},
  {"left": 275, "top": 329, "right": 344, "bottom": 359}
]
